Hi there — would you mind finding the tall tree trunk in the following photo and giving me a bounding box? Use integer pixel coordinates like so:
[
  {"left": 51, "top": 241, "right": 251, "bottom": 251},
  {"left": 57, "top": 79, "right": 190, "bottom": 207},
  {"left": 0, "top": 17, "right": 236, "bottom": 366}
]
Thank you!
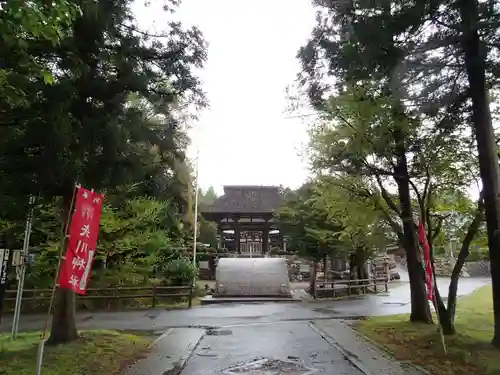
[
  {"left": 309, "top": 260, "right": 318, "bottom": 299},
  {"left": 393, "top": 128, "right": 432, "bottom": 323},
  {"left": 434, "top": 282, "right": 455, "bottom": 334},
  {"left": 349, "top": 253, "right": 356, "bottom": 280},
  {"left": 48, "top": 288, "right": 78, "bottom": 344},
  {"left": 323, "top": 254, "right": 328, "bottom": 281},
  {"left": 48, "top": 194, "right": 78, "bottom": 345},
  {"left": 423, "top": 193, "right": 484, "bottom": 336},
  {"left": 459, "top": 0, "right": 500, "bottom": 347},
  {"left": 354, "top": 247, "right": 368, "bottom": 282},
  {"left": 447, "top": 198, "right": 484, "bottom": 323}
]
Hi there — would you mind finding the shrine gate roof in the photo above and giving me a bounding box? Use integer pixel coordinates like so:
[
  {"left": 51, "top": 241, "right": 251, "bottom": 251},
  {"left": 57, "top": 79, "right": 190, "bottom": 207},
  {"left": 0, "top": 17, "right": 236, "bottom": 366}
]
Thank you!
[{"left": 202, "top": 185, "right": 284, "bottom": 215}]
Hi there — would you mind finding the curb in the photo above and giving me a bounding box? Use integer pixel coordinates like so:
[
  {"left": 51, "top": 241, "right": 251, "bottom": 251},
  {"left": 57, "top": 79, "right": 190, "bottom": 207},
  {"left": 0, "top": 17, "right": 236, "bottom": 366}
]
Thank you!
[
  {"left": 152, "top": 328, "right": 173, "bottom": 345},
  {"left": 123, "top": 328, "right": 204, "bottom": 375},
  {"left": 172, "top": 332, "right": 203, "bottom": 375},
  {"left": 309, "top": 321, "right": 371, "bottom": 375}
]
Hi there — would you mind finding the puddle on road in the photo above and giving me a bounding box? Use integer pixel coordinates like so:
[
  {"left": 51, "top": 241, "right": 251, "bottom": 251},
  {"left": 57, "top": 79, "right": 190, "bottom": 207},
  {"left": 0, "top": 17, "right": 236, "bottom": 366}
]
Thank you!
[{"left": 222, "top": 357, "right": 318, "bottom": 375}]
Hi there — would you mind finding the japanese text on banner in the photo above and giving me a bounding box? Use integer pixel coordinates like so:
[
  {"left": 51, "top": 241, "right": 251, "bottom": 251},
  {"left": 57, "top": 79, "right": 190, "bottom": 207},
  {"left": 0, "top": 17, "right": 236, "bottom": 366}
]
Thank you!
[{"left": 58, "top": 186, "right": 104, "bottom": 295}]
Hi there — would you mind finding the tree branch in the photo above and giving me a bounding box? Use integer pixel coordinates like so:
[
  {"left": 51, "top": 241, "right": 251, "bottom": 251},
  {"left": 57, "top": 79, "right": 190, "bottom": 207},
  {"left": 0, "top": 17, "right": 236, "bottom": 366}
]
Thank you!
[
  {"left": 375, "top": 175, "right": 400, "bottom": 215},
  {"left": 430, "top": 213, "right": 452, "bottom": 244},
  {"left": 409, "top": 178, "right": 425, "bottom": 220},
  {"left": 448, "top": 191, "right": 485, "bottom": 320},
  {"left": 377, "top": 201, "right": 404, "bottom": 246}
]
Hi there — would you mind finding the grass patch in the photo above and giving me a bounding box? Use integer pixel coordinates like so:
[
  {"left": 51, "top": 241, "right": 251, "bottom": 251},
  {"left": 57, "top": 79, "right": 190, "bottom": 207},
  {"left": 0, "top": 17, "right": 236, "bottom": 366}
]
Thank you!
[
  {"left": 0, "top": 330, "right": 152, "bottom": 375},
  {"left": 355, "top": 285, "right": 499, "bottom": 375}
]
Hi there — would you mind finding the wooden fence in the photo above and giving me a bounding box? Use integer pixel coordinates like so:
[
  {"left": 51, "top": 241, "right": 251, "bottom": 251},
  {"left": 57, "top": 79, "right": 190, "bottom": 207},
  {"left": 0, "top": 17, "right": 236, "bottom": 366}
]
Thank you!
[
  {"left": 3, "top": 285, "right": 194, "bottom": 312},
  {"left": 313, "top": 277, "right": 389, "bottom": 299}
]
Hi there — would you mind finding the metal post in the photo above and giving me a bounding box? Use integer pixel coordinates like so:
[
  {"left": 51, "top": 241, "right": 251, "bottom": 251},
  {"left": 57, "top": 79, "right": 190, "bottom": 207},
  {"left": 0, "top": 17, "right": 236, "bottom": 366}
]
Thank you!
[
  {"left": 192, "top": 151, "right": 200, "bottom": 285},
  {"left": 11, "top": 196, "right": 35, "bottom": 339},
  {"left": 35, "top": 340, "right": 45, "bottom": 375}
]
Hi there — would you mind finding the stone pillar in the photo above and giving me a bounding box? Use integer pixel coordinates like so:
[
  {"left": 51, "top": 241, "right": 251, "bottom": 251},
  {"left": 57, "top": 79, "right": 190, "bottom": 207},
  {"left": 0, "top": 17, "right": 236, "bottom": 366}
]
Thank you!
[
  {"left": 383, "top": 260, "right": 390, "bottom": 281},
  {"left": 262, "top": 227, "right": 269, "bottom": 254},
  {"left": 234, "top": 226, "right": 241, "bottom": 253}
]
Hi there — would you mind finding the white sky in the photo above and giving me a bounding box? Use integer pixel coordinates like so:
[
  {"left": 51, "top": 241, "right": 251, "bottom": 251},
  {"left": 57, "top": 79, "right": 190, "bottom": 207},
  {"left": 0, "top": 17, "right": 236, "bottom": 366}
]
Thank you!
[{"left": 133, "top": 0, "right": 316, "bottom": 195}]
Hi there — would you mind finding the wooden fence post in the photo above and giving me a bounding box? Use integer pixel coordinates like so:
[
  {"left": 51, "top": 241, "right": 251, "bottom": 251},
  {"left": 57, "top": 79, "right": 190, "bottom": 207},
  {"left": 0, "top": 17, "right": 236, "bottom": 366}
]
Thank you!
[
  {"left": 152, "top": 285, "right": 157, "bottom": 308},
  {"left": 115, "top": 285, "right": 119, "bottom": 310},
  {"left": 188, "top": 285, "right": 193, "bottom": 308}
]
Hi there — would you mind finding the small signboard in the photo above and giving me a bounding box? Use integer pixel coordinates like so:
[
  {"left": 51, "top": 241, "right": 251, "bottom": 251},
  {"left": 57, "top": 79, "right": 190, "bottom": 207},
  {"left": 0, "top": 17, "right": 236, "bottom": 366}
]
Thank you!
[
  {"left": 11, "top": 250, "right": 23, "bottom": 266},
  {"left": 199, "top": 261, "right": 209, "bottom": 270},
  {"left": 0, "top": 248, "right": 11, "bottom": 323}
]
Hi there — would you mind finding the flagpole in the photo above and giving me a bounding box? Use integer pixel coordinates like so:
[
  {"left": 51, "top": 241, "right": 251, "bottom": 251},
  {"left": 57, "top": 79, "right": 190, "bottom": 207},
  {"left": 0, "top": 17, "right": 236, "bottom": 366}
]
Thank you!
[
  {"left": 11, "top": 195, "right": 35, "bottom": 339},
  {"left": 41, "top": 184, "right": 78, "bottom": 340},
  {"left": 419, "top": 219, "right": 447, "bottom": 355},
  {"left": 36, "top": 184, "right": 78, "bottom": 375},
  {"left": 431, "top": 283, "right": 447, "bottom": 355},
  {"left": 192, "top": 151, "right": 199, "bottom": 285}
]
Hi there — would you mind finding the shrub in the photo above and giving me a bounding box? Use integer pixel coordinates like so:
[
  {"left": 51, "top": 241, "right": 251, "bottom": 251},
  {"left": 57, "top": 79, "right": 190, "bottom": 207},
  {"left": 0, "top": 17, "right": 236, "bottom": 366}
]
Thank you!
[{"left": 163, "top": 258, "right": 198, "bottom": 286}]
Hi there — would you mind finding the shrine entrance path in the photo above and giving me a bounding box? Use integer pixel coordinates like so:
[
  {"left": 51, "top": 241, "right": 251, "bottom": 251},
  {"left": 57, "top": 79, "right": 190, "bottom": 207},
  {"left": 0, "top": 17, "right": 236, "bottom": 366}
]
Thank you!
[{"left": 181, "top": 320, "right": 364, "bottom": 375}]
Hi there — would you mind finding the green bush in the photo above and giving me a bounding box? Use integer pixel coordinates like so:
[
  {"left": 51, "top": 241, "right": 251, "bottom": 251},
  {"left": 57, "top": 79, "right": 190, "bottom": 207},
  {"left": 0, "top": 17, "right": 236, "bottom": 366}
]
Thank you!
[
  {"left": 467, "top": 247, "right": 489, "bottom": 262},
  {"left": 163, "top": 258, "right": 198, "bottom": 286}
]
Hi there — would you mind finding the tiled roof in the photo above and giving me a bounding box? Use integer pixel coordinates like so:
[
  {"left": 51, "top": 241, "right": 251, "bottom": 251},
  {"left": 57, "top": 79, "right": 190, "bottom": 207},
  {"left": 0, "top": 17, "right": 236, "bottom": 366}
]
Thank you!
[{"left": 203, "top": 185, "right": 284, "bottom": 214}]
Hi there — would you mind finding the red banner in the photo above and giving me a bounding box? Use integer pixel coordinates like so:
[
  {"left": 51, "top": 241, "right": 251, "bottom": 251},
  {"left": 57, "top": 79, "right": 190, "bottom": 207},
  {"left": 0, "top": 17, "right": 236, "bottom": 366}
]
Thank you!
[
  {"left": 58, "top": 186, "right": 104, "bottom": 295},
  {"left": 417, "top": 220, "right": 434, "bottom": 302}
]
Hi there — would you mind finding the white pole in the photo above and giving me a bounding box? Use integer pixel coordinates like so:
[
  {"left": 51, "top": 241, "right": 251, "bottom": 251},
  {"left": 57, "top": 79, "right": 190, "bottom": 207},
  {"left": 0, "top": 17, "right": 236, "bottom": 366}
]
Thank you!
[
  {"left": 35, "top": 340, "right": 45, "bottom": 375},
  {"left": 12, "top": 195, "right": 35, "bottom": 339},
  {"left": 193, "top": 151, "right": 200, "bottom": 276}
]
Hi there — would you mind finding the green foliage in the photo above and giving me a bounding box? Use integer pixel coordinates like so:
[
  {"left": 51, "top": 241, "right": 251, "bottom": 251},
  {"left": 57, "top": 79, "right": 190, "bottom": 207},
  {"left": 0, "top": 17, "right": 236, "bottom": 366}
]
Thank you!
[
  {"left": 0, "top": 0, "right": 206, "bottom": 208},
  {"left": 276, "top": 181, "right": 343, "bottom": 261},
  {"left": 297, "top": 0, "right": 497, "bottom": 327},
  {"left": 162, "top": 258, "right": 197, "bottom": 286},
  {"left": 198, "top": 218, "right": 218, "bottom": 248},
  {"left": 277, "top": 177, "right": 391, "bottom": 267},
  {"left": 197, "top": 187, "right": 219, "bottom": 248},
  {"left": 0, "top": 0, "right": 80, "bottom": 106},
  {"left": 18, "top": 194, "right": 188, "bottom": 289},
  {"left": 467, "top": 246, "right": 489, "bottom": 262},
  {"left": 199, "top": 186, "right": 218, "bottom": 207},
  {"left": 96, "top": 196, "right": 185, "bottom": 285},
  {"left": 428, "top": 189, "right": 487, "bottom": 252},
  {"left": 0, "top": 0, "right": 207, "bottom": 296},
  {"left": 316, "top": 177, "right": 393, "bottom": 258}
]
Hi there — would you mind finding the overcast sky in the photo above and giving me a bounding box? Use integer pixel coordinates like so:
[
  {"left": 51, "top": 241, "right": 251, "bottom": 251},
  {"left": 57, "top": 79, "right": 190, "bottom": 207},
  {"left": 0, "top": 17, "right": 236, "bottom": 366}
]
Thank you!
[{"left": 133, "top": 0, "right": 316, "bottom": 194}]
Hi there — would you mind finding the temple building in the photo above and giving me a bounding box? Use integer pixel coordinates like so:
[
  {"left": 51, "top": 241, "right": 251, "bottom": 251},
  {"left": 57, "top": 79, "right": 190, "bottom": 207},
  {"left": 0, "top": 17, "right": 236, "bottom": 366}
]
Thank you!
[{"left": 201, "top": 185, "right": 285, "bottom": 255}]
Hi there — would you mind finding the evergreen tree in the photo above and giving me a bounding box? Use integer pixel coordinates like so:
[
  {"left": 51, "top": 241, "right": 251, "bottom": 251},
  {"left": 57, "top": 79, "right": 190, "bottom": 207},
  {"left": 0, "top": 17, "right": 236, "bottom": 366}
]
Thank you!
[
  {"left": 0, "top": 0, "right": 207, "bottom": 344},
  {"left": 298, "top": 0, "right": 500, "bottom": 345}
]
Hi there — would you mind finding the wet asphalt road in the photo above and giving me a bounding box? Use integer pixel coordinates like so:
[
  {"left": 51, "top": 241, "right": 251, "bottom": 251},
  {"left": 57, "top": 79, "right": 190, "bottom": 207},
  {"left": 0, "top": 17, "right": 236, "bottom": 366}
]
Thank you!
[
  {"left": 1, "top": 277, "right": 490, "bottom": 333},
  {"left": 176, "top": 276, "right": 490, "bottom": 375},
  {"left": 1, "top": 277, "right": 490, "bottom": 374},
  {"left": 182, "top": 321, "right": 364, "bottom": 375}
]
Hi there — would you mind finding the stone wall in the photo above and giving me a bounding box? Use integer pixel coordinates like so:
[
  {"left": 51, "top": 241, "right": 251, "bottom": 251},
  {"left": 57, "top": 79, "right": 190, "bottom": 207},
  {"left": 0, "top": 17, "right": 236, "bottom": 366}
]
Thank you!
[
  {"left": 395, "top": 255, "right": 491, "bottom": 278},
  {"left": 465, "top": 261, "right": 490, "bottom": 277}
]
